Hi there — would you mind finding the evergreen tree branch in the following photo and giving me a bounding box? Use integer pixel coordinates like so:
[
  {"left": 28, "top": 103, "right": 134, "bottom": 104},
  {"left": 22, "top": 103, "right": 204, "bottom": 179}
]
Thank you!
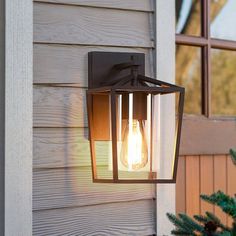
[
  {"left": 205, "top": 212, "right": 230, "bottom": 231},
  {"left": 178, "top": 213, "right": 205, "bottom": 233},
  {"left": 171, "top": 229, "right": 195, "bottom": 235},
  {"left": 200, "top": 191, "right": 236, "bottom": 219},
  {"left": 230, "top": 149, "right": 236, "bottom": 165},
  {"left": 194, "top": 215, "right": 209, "bottom": 224},
  {"left": 167, "top": 213, "right": 197, "bottom": 235}
]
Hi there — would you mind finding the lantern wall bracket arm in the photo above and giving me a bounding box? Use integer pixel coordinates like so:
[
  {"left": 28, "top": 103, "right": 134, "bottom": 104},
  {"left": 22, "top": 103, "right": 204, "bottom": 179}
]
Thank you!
[{"left": 113, "top": 55, "right": 141, "bottom": 71}]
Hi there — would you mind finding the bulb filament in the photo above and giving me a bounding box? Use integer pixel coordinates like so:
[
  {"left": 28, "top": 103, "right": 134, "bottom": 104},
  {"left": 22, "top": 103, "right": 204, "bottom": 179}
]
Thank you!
[{"left": 120, "top": 119, "right": 148, "bottom": 171}]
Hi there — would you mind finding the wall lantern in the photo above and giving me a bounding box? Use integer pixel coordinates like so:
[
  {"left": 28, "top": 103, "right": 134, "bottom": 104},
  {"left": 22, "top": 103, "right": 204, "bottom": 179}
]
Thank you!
[{"left": 87, "top": 52, "right": 184, "bottom": 183}]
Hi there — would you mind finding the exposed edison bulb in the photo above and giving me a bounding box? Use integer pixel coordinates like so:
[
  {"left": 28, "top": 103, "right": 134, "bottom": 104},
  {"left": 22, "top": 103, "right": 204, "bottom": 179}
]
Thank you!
[{"left": 120, "top": 119, "right": 148, "bottom": 171}]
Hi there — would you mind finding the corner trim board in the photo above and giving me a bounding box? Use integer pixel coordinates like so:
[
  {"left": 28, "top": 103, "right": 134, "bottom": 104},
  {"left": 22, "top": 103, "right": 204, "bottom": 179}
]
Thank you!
[{"left": 4, "top": 0, "right": 33, "bottom": 235}]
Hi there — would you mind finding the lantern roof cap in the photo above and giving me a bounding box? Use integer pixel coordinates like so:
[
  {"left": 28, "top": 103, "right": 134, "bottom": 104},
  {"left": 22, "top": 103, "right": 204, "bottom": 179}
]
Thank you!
[{"left": 87, "top": 74, "right": 184, "bottom": 95}]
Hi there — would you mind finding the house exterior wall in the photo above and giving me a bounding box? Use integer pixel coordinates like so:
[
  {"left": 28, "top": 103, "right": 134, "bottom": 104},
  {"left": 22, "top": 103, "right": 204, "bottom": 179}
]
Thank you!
[
  {"left": 4, "top": 0, "right": 235, "bottom": 235},
  {"left": 33, "top": 1, "right": 157, "bottom": 235}
]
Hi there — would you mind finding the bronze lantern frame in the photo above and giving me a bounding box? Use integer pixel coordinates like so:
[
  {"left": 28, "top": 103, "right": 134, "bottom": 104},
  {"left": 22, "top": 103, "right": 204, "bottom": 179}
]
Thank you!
[{"left": 87, "top": 51, "right": 185, "bottom": 184}]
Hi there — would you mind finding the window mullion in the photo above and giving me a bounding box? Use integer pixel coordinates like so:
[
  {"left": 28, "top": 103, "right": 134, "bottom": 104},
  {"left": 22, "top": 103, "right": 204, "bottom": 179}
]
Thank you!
[
  {"left": 201, "top": 0, "right": 211, "bottom": 116},
  {"left": 201, "top": 46, "right": 211, "bottom": 117}
]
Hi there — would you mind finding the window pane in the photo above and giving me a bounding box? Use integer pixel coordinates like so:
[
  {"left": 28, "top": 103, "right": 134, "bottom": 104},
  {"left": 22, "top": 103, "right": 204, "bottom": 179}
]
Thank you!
[
  {"left": 176, "top": 0, "right": 201, "bottom": 36},
  {"left": 211, "top": 0, "right": 236, "bottom": 41},
  {"left": 211, "top": 49, "right": 236, "bottom": 115},
  {"left": 176, "top": 45, "right": 202, "bottom": 114}
]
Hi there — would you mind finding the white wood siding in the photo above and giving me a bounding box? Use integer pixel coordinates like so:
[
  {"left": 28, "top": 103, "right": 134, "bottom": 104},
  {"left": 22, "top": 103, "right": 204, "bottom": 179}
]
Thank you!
[
  {"left": 0, "top": 0, "right": 4, "bottom": 233},
  {"left": 33, "top": 1, "right": 156, "bottom": 235},
  {"left": 33, "top": 200, "right": 155, "bottom": 236},
  {"left": 34, "top": 3, "right": 154, "bottom": 47},
  {"left": 34, "top": 0, "right": 154, "bottom": 12},
  {"left": 33, "top": 168, "right": 155, "bottom": 210},
  {"left": 34, "top": 44, "right": 154, "bottom": 85}
]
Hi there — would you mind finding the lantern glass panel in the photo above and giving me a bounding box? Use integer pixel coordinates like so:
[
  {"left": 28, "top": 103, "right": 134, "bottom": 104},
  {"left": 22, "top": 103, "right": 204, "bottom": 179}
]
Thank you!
[
  {"left": 115, "top": 91, "right": 178, "bottom": 181},
  {"left": 154, "top": 92, "right": 176, "bottom": 180},
  {"left": 89, "top": 92, "right": 113, "bottom": 180},
  {"left": 94, "top": 140, "right": 113, "bottom": 180}
]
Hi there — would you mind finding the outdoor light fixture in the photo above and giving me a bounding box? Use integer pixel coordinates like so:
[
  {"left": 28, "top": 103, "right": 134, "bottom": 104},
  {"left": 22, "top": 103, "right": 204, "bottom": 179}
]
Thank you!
[{"left": 87, "top": 52, "right": 184, "bottom": 183}]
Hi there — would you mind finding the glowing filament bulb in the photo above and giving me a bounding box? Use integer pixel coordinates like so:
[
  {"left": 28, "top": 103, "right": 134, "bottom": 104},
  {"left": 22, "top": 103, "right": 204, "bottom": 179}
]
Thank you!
[{"left": 120, "top": 94, "right": 148, "bottom": 171}]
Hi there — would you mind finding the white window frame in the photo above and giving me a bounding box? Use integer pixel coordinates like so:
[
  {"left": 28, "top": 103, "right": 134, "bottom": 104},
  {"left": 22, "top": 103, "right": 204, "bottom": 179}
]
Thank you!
[{"left": 155, "top": 1, "right": 176, "bottom": 235}]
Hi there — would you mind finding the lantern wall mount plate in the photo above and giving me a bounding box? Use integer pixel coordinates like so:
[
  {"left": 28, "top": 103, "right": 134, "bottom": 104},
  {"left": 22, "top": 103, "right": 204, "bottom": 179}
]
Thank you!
[{"left": 87, "top": 51, "right": 185, "bottom": 184}]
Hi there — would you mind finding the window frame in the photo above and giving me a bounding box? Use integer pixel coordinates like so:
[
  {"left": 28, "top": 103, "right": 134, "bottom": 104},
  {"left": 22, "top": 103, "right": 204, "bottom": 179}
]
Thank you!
[
  {"left": 176, "top": 0, "right": 236, "bottom": 118},
  {"left": 176, "top": 0, "right": 236, "bottom": 155}
]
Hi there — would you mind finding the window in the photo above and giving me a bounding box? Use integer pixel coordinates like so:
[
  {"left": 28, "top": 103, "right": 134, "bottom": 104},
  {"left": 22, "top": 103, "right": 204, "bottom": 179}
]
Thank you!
[{"left": 176, "top": 0, "right": 236, "bottom": 116}]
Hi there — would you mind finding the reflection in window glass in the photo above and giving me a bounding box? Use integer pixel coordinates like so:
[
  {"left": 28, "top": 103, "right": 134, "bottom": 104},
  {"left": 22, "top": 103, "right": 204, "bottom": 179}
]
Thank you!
[
  {"left": 176, "top": 45, "right": 201, "bottom": 114},
  {"left": 211, "top": 0, "right": 236, "bottom": 41},
  {"left": 176, "top": 0, "right": 201, "bottom": 36},
  {"left": 211, "top": 49, "right": 236, "bottom": 115}
]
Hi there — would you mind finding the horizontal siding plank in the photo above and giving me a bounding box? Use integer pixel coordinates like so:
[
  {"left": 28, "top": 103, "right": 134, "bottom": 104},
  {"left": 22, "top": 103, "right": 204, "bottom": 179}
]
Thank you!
[
  {"left": 33, "top": 167, "right": 155, "bottom": 210},
  {"left": 33, "top": 0, "right": 154, "bottom": 12},
  {"left": 33, "top": 200, "right": 156, "bottom": 236},
  {"left": 34, "top": 3, "right": 154, "bottom": 48},
  {"left": 34, "top": 128, "right": 95, "bottom": 168},
  {"left": 33, "top": 44, "right": 154, "bottom": 85},
  {"left": 33, "top": 86, "right": 86, "bottom": 127},
  {"left": 35, "top": 128, "right": 131, "bottom": 168}
]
